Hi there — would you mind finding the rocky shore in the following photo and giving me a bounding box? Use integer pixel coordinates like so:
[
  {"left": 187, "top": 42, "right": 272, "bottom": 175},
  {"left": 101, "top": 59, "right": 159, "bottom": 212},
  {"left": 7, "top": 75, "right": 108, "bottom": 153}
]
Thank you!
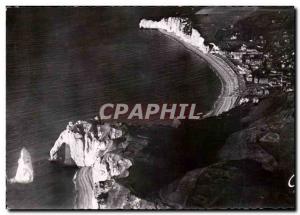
[
  {"left": 49, "top": 119, "right": 170, "bottom": 209},
  {"left": 49, "top": 119, "right": 133, "bottom": 209}
]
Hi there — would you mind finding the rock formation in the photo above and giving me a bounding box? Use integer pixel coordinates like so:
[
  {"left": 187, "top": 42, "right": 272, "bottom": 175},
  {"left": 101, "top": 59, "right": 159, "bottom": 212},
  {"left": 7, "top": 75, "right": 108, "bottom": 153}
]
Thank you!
[
  {"left": 139, "top": 17, "right": 209, "bottom": 53},
  {"left": 50, "top": 119, "right": 140, "bottom": 209},
  {"left": 49, "top": 121, "right": 124, "bottom": 167},
  {"left": 94, "top": 181, "right": 166, "bottom": 209},
  {"left": 9, "top": 147, "right": 34, "bottom": 184}
]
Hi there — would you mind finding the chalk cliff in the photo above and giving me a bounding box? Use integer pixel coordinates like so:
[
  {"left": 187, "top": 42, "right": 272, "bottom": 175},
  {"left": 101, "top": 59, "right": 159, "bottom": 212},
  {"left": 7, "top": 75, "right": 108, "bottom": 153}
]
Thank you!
[
  {"left": 139, "top": 17, "right": 209, "bottom": 53},
  {"left": 49, "top": 121, "right": 125, "bottom": 167},
  {"left": 50, "top": 120, "right": 145, "bottom": 209}
]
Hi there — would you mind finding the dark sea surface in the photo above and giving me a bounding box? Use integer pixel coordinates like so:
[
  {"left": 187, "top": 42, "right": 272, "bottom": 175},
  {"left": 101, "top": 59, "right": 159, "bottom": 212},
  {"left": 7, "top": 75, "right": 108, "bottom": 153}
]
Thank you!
[{"left": 6, "top": 7, "right": 221, "bottom": 209}]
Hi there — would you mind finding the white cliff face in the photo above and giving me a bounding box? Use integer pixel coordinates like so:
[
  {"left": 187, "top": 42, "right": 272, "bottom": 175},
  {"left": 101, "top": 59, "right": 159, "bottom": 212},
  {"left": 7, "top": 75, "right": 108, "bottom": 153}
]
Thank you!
[
  {"left": 50, "top": 120, "right": 133, "bottom": 209},
  {"left": 139, "top": 17, "right": 209, "bottom": 53},
  {"left": 50, "top": 129, "right": 85, "bottom": 166},
  {"left": 50, "top": 120, "right": 136, "bottom": 209},
  {"left": 49, "top": 121, "right": 124, "bottom": 167},
  {"left": 9, "top": 147, "right": 34, "bottom": 184}
]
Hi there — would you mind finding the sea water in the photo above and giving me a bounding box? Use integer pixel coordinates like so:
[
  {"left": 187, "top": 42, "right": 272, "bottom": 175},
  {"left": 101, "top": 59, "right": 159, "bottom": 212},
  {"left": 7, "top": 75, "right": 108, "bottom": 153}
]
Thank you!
[{"left": 6, "top": 7, "right": 221, "bottom": 209}]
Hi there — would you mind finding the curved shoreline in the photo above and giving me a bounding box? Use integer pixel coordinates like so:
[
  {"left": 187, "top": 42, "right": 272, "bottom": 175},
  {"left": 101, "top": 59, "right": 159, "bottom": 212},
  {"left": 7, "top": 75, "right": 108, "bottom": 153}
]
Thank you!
[{"left": 157, "top": 29, "right": 240, "bottom": 117}]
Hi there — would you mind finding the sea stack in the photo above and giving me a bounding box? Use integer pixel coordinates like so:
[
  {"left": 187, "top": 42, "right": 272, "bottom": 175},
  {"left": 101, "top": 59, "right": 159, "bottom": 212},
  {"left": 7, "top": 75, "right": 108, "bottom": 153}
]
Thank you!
[{"left": 9, "top": 147, "right": 34, "bottom": 184}]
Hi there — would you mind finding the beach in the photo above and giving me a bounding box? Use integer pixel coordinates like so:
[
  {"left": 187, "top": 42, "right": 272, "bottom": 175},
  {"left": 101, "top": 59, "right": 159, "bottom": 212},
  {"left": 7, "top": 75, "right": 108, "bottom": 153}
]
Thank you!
[{"left": 158, "top": 29, "right": 240, "bottom": 117}]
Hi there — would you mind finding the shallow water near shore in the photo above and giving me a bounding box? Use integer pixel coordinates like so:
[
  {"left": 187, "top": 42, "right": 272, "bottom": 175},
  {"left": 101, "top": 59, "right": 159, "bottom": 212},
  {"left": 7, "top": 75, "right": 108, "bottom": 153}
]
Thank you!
[{"left": 6, "top": 7, "right": 221, "bottom": 209}]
